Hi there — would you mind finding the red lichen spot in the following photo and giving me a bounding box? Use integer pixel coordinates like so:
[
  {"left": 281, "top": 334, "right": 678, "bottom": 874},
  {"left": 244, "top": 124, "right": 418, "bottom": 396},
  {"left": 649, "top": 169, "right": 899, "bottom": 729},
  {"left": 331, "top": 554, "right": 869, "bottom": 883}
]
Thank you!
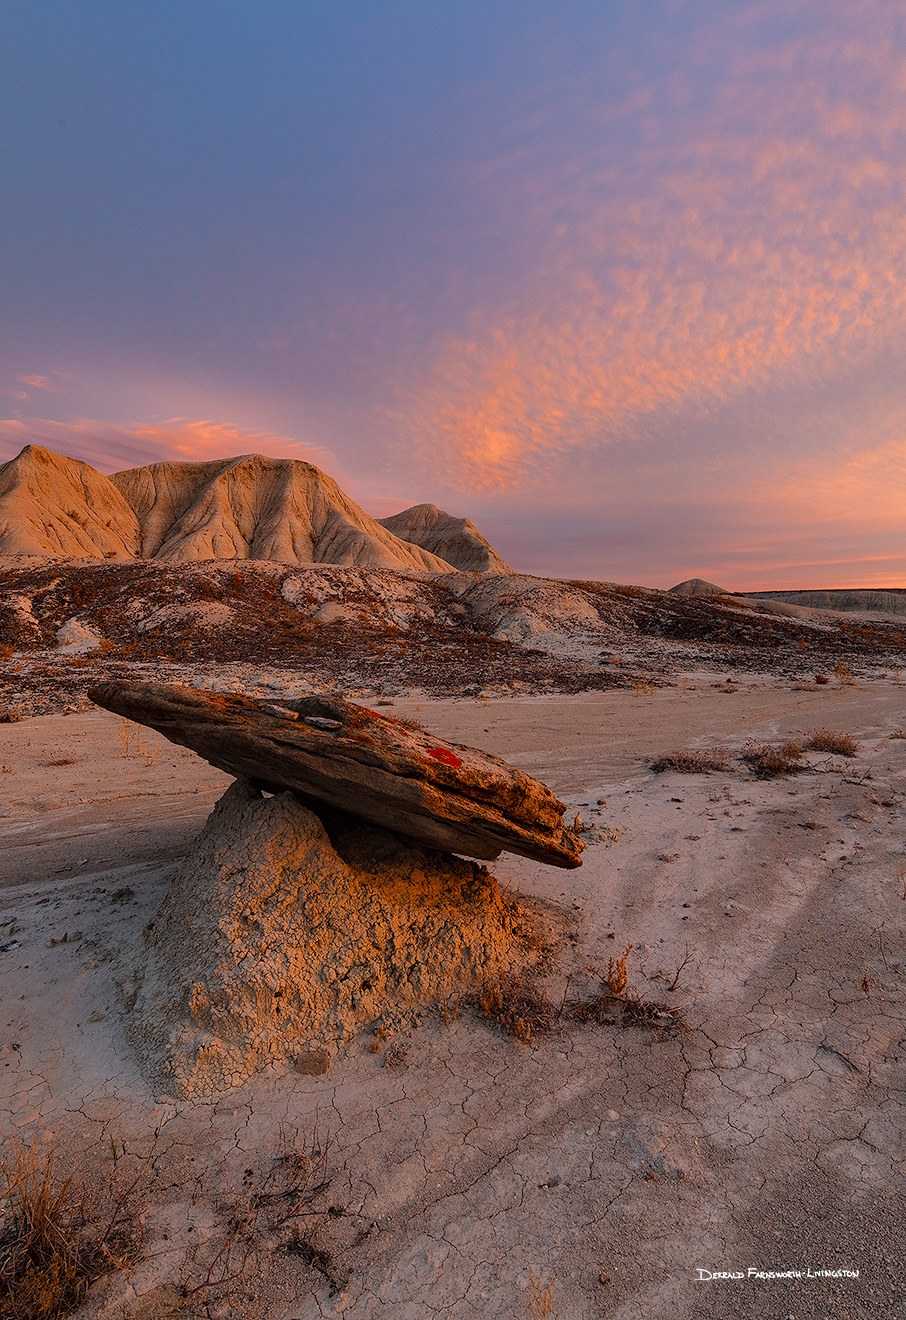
[{"left": 427, "top": 747, "right": 462, "bottom": 768}]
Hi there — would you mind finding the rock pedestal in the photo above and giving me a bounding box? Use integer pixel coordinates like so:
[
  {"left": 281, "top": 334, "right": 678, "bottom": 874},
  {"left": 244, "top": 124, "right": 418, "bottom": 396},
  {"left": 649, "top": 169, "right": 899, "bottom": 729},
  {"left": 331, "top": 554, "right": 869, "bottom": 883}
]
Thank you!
[{"left": 130, "top": 779, "right": 537, "bottom": 1097}]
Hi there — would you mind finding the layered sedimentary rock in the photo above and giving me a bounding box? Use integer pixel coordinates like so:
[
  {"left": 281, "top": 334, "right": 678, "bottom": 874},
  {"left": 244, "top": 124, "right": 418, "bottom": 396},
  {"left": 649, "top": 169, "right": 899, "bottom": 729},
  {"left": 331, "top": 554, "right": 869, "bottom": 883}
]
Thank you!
[
  {"left": 130, "top": 779, "right": 536, "bottom": 1097},
  {"left": 110, "top": 453, "right": 452, "bottom": 570},
  {"left": 0, "top": 444, "right": 140, "bottom": 557},
  {"left": 89, "top": 680, "right": 584, "bottom": 867},
  {"left": 0, "top": 443, "right": 513, "bottom": 570},
  {"left": 379, "top": 503, "right": 513, "bottom": 573}
]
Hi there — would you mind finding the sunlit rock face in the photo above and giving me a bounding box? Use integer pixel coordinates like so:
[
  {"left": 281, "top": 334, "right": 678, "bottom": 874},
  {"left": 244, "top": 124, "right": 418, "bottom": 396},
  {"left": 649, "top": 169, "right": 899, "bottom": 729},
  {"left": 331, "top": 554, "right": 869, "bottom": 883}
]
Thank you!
[
  {"left": 0, "top": 444, "right": 518, "bottom": 570},
  {"left": 110, "top": 453, "right": 454, "bottom": 570},
  {"left": 0, "top": 445, "right": 140, "bottom": 557},
  {"left": 379, "top": 502, "right": 514, "bottom": 574}
]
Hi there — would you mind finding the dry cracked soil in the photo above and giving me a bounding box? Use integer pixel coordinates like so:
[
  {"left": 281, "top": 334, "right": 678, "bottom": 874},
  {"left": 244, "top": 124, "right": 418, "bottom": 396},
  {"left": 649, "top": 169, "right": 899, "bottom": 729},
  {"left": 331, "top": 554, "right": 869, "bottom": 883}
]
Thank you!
[{"left": 1, "top": 677, "right": 904, "bottom": 1319}]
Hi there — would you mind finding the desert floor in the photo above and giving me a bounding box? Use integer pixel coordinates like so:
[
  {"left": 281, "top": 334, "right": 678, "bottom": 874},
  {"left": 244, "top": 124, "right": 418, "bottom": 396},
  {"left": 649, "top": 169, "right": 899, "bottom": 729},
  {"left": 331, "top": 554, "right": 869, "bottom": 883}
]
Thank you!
[{"left": 1, "top": 676, "right": 904, "bottom": 1319}]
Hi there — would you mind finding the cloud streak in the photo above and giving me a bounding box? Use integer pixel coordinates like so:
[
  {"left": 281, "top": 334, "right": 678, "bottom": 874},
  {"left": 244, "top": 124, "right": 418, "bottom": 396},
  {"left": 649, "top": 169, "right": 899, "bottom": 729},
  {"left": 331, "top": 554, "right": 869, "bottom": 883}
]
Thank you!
[{"left": 0, "top": 416, "right": 345, "bottom": 479}]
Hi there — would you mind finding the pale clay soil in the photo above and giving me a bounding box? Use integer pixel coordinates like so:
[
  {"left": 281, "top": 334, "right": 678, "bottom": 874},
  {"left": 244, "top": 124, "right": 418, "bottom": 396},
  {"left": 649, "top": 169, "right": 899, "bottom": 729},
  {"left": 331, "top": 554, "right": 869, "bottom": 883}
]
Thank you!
[{"left": 1, "top": 677, "right": 904, "bottom": 1319}]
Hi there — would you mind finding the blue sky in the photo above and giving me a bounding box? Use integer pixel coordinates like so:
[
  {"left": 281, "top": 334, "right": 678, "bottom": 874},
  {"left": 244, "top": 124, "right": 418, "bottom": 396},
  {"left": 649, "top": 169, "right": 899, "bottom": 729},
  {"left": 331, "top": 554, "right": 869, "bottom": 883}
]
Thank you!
[{"left": 3, "top": 1, "right": 906, "bottom": 587}]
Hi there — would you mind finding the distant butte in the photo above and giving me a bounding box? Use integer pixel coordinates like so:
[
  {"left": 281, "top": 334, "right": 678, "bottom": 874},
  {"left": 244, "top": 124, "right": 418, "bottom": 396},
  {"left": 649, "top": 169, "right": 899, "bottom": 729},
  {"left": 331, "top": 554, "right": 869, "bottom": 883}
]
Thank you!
[{"left": 0, "top": 444, "right": 513, "bottom": 573}]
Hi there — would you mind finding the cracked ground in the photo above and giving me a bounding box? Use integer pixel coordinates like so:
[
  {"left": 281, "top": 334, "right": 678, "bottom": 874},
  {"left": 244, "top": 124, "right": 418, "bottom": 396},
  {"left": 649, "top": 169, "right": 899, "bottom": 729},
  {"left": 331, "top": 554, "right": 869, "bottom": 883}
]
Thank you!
[{"left": 0, "top": 676, "right": 904, "bottom": 1318}]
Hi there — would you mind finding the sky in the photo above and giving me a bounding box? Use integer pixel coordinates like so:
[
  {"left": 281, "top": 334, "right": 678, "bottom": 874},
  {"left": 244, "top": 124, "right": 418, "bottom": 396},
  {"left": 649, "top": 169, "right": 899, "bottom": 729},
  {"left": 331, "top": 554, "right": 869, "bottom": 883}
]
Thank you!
[{"left": 2, "top": 1, "right": 906, "bottom": 588}]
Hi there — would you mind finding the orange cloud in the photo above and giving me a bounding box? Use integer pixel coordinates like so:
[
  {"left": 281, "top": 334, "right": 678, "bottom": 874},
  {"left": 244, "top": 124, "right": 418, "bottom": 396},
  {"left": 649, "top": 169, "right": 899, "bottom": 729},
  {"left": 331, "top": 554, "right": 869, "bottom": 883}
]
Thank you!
[
  {"left": 0, "top": 415, "right": 345, "bottom": 479},
  {"left": 396, "top": 4, "right": 906, "bottom": 494}
]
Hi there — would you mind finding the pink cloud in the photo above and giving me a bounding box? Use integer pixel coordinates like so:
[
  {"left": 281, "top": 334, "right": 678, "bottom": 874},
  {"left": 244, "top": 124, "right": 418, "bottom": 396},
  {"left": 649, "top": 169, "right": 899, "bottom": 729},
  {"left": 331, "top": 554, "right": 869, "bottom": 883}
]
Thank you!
[
  {"left": 393, "top": 3, "right": 906, "bottom": 496},
  {"left": 0, "top": 415, "right": 347, "bottom": 481}
]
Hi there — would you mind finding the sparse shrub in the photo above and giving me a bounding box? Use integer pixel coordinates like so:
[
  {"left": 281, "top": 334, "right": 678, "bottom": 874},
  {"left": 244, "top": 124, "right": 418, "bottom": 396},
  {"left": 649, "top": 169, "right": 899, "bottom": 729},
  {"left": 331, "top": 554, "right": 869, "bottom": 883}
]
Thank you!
[
  {"left": 606, "top": 944, "right": 632, "bottom": 995},
  {"left": 0, "top": 1136, "right": 143, "bottom": 1319},
  {"left": 570, "top": 813, "right": 594, "bottom": 833},
  {"left": 117, "top": 718, "right": 160, "bottom": 766},
  {"left": 651, "top": 748, "right": 728, "bottom": 774},
  {"left": 834, "top": 661, "right": 856, "bottom": 685},
  {"left": 805, "top": 729, "right": 860, "bottom": 757},
  {"left": 567, "top": 948, "right": 684, "bottom": 1034},
  {"left": 741, "top": 740, "right": 803, "bottom": 778},
  {"left": 815, "top": 673, "right": 829, "bottom": 684},
  {"left": 476, "top": 974, "right": 554, "bottom": 1043},
  {"left": 633, "top": 677, "right": 656, "bottom": 696},
  {"left": 0, "top": 706, "right": 22, "bottom": 723}
]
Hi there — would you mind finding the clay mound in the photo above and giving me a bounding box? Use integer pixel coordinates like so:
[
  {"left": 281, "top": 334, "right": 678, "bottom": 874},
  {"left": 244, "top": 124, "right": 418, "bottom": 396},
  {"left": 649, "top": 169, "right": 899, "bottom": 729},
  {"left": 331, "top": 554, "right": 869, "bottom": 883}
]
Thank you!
[
  {"left": 131, "top": 779, "right": 537, "bottom": 1097},
  {"left": 668, "top": 578, "right": 729, "bottom": 596},
  {"left": 379, "top": 503, "right": 513, "bottom": 573},
  {"left": 111, "top": 453, "right": 453, "bottom": 570},
  {"left": 0, "top": 444, "right": 140, "bottom": 558}
]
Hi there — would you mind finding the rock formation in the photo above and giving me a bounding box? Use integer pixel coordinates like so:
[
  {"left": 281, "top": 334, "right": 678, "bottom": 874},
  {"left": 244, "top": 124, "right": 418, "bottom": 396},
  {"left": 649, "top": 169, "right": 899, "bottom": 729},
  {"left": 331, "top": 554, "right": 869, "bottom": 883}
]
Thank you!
[
  {"left": 0, "top": 444, "right": 511, "bottom": 571},
  {"left": 89, "top": 681, "right": 584, "bottom": 867},
  {"left": 110, "top": 453, "right": 452, "bottom": 570},
  {"left": 0, "top": 444, "right": 140, "bottom": 557},
  {"left": 130, "top": 779, "right": 539, "bottom": 1097},
  {"left": 379, "top": 503, "right": 513, "bottom": 573},
  {"left": 668, "top": 578, "right": 728, "bottom": 596}
]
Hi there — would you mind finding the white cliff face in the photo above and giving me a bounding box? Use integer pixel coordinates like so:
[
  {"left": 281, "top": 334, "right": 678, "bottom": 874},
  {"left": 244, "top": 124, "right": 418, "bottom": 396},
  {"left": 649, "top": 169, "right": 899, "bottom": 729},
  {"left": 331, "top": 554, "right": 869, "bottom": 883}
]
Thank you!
[
  {"left": 108, "top": 453, "right": 455, "bottom": 570},
  {"left": 109, "top": 453, "right": 456, "bottom": 569}
]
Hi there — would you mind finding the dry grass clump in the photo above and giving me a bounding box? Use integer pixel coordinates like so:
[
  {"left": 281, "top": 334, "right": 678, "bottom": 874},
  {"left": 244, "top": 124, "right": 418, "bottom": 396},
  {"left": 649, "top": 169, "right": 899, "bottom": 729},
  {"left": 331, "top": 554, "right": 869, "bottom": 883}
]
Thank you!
[
  {"left": 804, "top": 729, "right": 860, "bottom": 757},
  {"left": 814, "top": 672, "right": 829, "bottom": 684},
  {"left": 740, "top": 740, "right": 804, "bottom": 778},
  {"left": 476, "top": 974, "right": 554, "bottom": 1043},
  {"left": 0, "top": 1138, "right": 142, "bottom": 1319},
  {"left": 651, "top": 748, "right": 728, "bottom": 774},
  {"left": 567, "top": 947, "right": 685, "bottom": 1036}
]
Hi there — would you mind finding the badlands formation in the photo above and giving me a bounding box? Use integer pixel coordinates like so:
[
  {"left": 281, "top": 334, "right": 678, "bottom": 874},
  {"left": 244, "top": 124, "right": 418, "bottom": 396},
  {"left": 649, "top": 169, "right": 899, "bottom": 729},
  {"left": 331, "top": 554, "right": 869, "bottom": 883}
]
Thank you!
[
  {"left": 0, "top": 444, "right": 498, "bottom": 571},
  {"left": 1, "top": 442, "right": 905, "bottom": 1317}
]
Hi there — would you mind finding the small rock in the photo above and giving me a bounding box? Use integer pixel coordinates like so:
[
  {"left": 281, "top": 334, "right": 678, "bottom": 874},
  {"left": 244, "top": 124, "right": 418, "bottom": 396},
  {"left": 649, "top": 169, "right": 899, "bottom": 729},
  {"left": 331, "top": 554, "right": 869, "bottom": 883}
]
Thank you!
[{"left": 262, "top": 704, "right": 299, "bottom": 720}]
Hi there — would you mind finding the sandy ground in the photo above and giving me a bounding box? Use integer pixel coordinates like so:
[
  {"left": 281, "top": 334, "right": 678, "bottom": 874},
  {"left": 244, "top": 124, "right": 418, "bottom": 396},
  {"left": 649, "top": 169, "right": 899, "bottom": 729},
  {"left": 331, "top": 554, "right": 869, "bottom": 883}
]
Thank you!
[{"left": 1, "top": 676, "right": 904, "bottom": 1318}]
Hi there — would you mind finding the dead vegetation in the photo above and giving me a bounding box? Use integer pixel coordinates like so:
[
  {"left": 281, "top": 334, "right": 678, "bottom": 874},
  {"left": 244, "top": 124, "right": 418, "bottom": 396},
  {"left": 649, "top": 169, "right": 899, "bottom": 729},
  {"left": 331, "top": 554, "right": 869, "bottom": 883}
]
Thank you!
[
  {"left": 651, "top": 748, "right": 728, "bottom": 774},
  {"left": 566, "top": 947, "right": 686, "bottom": 1036},
  {"left": 804, "top": 728, "right": 860, "bottom": 757},
  {"left": 474, "top": 945, "right": 686, "bottom": 1046},
  {"left": 0, "top": 1111, "right": 354, "bottom": 1319},
  {"left": 476, "top": 974, "right": 555, "bottom": 1044},
  {"left": 740, "top": 740, "right": 805, "bottom": 778},
  {"left": 0, "top": 1134, "right": 144, "bottom": 1320}
]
